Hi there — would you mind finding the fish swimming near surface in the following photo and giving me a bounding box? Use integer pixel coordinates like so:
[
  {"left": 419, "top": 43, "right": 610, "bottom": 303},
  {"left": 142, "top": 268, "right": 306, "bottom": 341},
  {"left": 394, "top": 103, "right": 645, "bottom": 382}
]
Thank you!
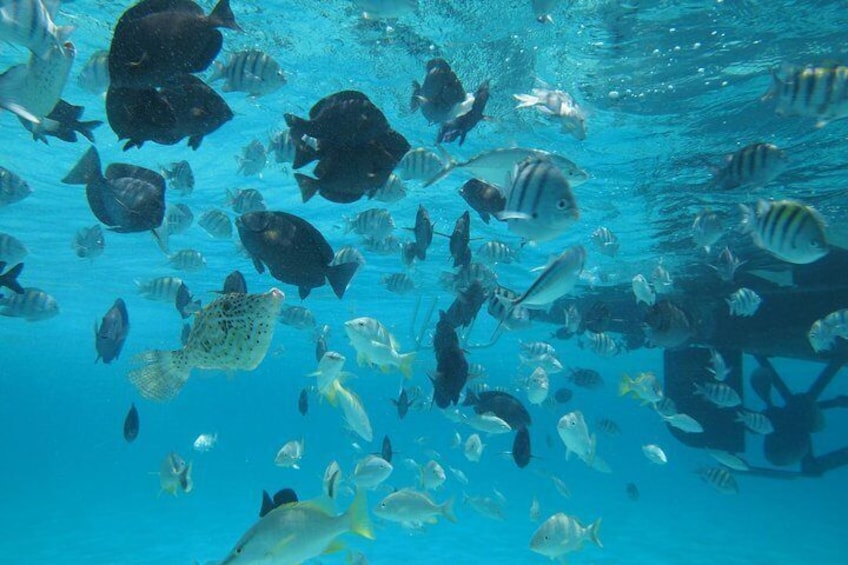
[
  {"left": 711, "top": 142, "right": 787, "bottom": 190},
  {"left": 763, "top": 63, "right": 848, "bottom": 127},
  {"left": 514, "top": 85, "right": 586, "bottom": 139},
  {"left": 237, "top": 211, "right": 359, "bottom": 300},
  {"left": 62, "top": 146, "right": 166, "bottom": 235},
  {"left": 411, "top": 58, "right": 467, "bottom": 125},
  {"left": 739, "top": 199, "right": 828, "bottom": 265},
  {"left": 95, "top": 298, "right": 130, "bottom": 364},
  {"left": 128, "top": 288, "right": 283, "bottom": 401},
  {"left": 437, "top": 80, "right": 490, "bottom": 145},
  {"left": 108, "top": 0, "right": 240, "bottom": 89},
  {"left": 106, "top": 74, "right": 234, "bottom": 150},
  {"left": 0, "top": 262, "right": 24, "bottom": 295},
  {"left": 122, "top": 403, "right": 139, "bottom": 442},
  {"left": 0, "top": 0, "right": 74, "bottom": 59},
  {"left": 0, "top": 40, "right": 75, "bottom": 129},
  {"left": 209, "top": 49, "right": 286, "bottom": 96}
]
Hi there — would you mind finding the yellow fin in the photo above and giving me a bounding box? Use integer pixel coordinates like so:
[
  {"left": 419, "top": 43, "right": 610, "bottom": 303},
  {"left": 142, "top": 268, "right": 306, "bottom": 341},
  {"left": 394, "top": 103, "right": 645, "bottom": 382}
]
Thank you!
[
  {"left": 323, "top": 539, "right": 346, "bottom": 555},
  {"left": 399, "top": 352, "right": 416, "bottom": 380},
  {"left": 347, "top": 490, "right": 375, "bottom": 540}
]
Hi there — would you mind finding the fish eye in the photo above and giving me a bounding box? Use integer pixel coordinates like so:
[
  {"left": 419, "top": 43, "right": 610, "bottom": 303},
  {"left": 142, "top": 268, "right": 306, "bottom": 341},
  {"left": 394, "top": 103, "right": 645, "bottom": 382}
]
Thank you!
[
  {"left": 810, "top": 239, "right": 821, "bottom": 248},
  {"left": 556, "top": 199, "right": 568, "bottom": 210}
]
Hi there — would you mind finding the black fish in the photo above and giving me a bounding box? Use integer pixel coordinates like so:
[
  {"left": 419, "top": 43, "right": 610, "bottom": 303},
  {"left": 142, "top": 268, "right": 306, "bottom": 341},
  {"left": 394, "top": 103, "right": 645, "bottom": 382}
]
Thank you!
[
  {"left": 411, "top": 58, "right": 466, "bottom": 125},
  {"left": 123, "top": 403, "right": 139, "bottom": 442},
  {"left": 95, "top": 298, "right": 130, "bottom": 364},
  {"left": 175, "top": 282, "right": 200, "bottom": 319},
  {"left": 381, "top": 435, "right": 393, "bottom": 463},
  {"left": 406, "top": 204, "right": 434, "bottom": 260},
  {"left": 568, "top": 368, "right": 604, "bottom": 390},
  {"left": 392, "top": 388, "right": 412, "bottom": 419},
  {"left": 582, "top": 301, "right": 612, "bottom": 334},
  {"left": 21, "top": 100, "right": 102, "bottom": 144},
  {"left": 644, "top": 300, "right": 692, "bottom": 349},
  {"left": 458, "top": 178, "right": 505, "bottom": 224},
  {"left": 553, "top": 387, "right": 573, "bottom": 404},
  {"left": 259, "top": 487, "right": 298, "bottom": 518},
  {"left": 219, "top": 270, "right": 247, "bottom": 294},
  {"left": 512, "top": 426, "right": 531, "bottom": 468},
  {"left": 236, "top": 211, "right": 359, "bottom": 300},
  {"left": 625, "top": 482, "right": 640, "bottom": 501},
  {"left": 298, "top": 388, "right": 308, "bottom": 416},
  {"left": 106, "top": 75, "right": 233, "bottom": 150},
  {"left": 62, "top": 147, "right": 165, "bottom": 234},
  {"left": 108, "top": 0, "right": 240, "bottom": 89},
  {"left": 448, "top": 210, "right": 472, "bottom": 269},
  {"left": 0, "top": 262, "right": 24, "bottom": 295},
  {"left": 430, "top": 310, "right": 469, "bottom": 408},
  {"left": 285, "top": 91, "right": 410, "bottom": 204},
  {"left": 463, "top": 389, "right": 532, "bottom": 430},
  {"left": 437, "top": 80, "right": 490, "bottom": 145},
  {"left": 444, "top": 279, "right": 488, "bottom": 329}
]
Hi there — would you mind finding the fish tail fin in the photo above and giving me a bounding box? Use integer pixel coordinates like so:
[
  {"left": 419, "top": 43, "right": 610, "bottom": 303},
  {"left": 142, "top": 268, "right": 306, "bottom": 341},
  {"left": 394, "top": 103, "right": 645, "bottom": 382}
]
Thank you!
[
  {"left": 441, "top": 497, "right": 458, "bottom": 523},
  {"left": 209, "top": 0, "right": 241, "bottom": 31},
  {"left": 410, "top": 81, "right": 423, "bottom": 112},
  {"left": 513, "top": 93, "right": 538, "bottom": 109},
  {"left": 617, "top": 375, "right": 632, "bottom": 397},
  {"left": 208, "top": 61, "right": 225, "bottom": 83},
  {"left": 399, "top": 352, "right": 416, "bottom": 379},
  {"left": 294, "top": 173, "right": 320, "bottom": 202},
  {"left": 0, "top": 262, "right": 25, "bottom": 294},
  {"left": 75, "top": 119, "right": 103, "bottom": 143},
  {"left": 761, "top": 66, "right": 782, "bottom": 102},
  {"left": 588, "top": 517, "right": 603, "bottom": 548},
  {"left": 0, "top": 64, "right": 39, "bottom": 123},
  {"left": 128, "top": 349, "right": 192, "bottom": 401},
  {"left": 55, "top": 25, "right": 75, "bottom": 45},
  {"left": 283, "top": 113, "right": 309, "bottom": 147},
  {"left": 62, "top": 146, "right": 102, "bottom": 185},
  {"left": 326, "top": 380, "right": 341, "bottom": 407},
  {"left": 327, "top": 261, "right": 359, "bottom": 299},
  {"left": 346, "top": 490, "right": 375, "bottom": 540}
]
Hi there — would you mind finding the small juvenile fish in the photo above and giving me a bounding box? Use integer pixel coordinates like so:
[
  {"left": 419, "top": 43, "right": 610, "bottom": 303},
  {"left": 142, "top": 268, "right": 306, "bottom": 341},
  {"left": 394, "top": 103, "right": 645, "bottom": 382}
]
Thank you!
[
  {"left": 694, "top": 382, "right": 741, "bottom": 408},
  {"left": 198, "top": 209, "right": 233, "bottom": 239},
  {"left": 591, "top": 226, "right": 619, "bottom": 257},
  {"left": 209, "top": 49, "right": 286, "bottom": 96},
  {"left": 735, "top": 410, "right": 774, "bottom": 435},
  {"left": 642, "top": 444, "right": 667, "bottom": 465},
  {"left": 236, "top": 140, "right": 267, "bottom": 177},
  {"left": 193, "top": 432, "right": 218, "bottom": 452},
  {"left": 274, "top": 439, "right": 305, "bottom": 469},
  {"left": 632, "top": 274, "right": 655, "bottom": 306},
  {"left": 727, "top": 287, "right": 761, "bottom": 317},
  {"left": 698, "top": 466, "right": 739, "bottom": 494}
]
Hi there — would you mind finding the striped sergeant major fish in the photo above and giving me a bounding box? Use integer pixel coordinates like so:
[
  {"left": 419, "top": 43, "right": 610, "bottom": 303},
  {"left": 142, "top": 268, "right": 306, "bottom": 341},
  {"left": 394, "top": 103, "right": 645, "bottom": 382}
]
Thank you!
[
  {"left": 0, "top": 286, "right": 58, "bottom": 320},
  {"left": 711, "top": 142, "right": 788, "bottom": 191},
  {"left": 209, "top": 49, "right": 286, "bottom": 97},
  {"left": 498, "top": 156, "right": 579, "bottom": 243},
  {"left": 764, "top": 63, "right": 848, "bottom": 127},
  {"left": 0, "top": 0, "right": 73, "bottom": 59},
  {"left": 77, "top": 49, "right": 109, "bottom": 94},
  {"left": 739, "top": 199, "right": 828, "bottom": 265}
]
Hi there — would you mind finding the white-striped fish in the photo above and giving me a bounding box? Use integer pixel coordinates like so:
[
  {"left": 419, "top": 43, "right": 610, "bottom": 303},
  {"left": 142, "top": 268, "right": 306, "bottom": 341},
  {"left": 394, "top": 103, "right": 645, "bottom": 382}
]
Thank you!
[
  {"left": 735, "top": 410, "right": 774, "bottom": 434},
  {"left": 168, "top": 249, "right": 206, "bottom": 272},
  {"left": 236, "top": 140, "right": 267, "bottom": 177},
  {"left": 694, "top": 382, "right": 741, "bottom": 408},
  {"left": 161, "top": 161, "right": 194, "bottom": 195},
  {"left": 198, "top": 210, "right": 233, "bottom": 239},
  {"left": 692, "top": 208, "right": 723, "bottom": 253},
  {"left": 476, "top": 240, "right": 519, "bottom": 264},
  {"left": 498, "top": 157, "right": 579, "bottom": 243},
  {"left": 591, "top": 226, "right": 619, "bottom": 257},
  {"left": 583, "top": 331, "right": 620, "bottom": 357},
  {"left": 698, "top": 466, "right": 739, "bottom": 494},
  {"left": 0, "top": 286, "right": 58, "bottom": 320},
  {"left": 372, "top": 173, "right": 407, "bottom": 203},
  {"left": 345, "top": 208, "right": 394, "bottom": 239},
  {"left": 396, "top": 147, "right": 444, "bottom": 181},
  {"left": 707, "top": 349, "right": 730, "bottom": 381},
  {"left": 808, "top": 309, "right": 848, "bottom": 352},
  {"left": 136, "top": 276, "right": 185, "bottom": 302},
  {"left": 0, "top": 0, "right": 73, "bottom": 59},
  {"left": 727, "top": 287, "right": 761, "bottom": 317},
  {"left": 269, "top": 129, "right": 296, "bottom": 164},
  {"left": 764, "top": 64, "right": 848, "bottom": 127},
  {"left": 226, "top": 188, "right": 266, "bottom": 214},
  {"left": 0, "top": 232, "right": 28, "bottom": 263},
  {"left": 712, "top": 142, "right": 787, "bottom": 190},
  {"left": 0, "top": 40, "right": 75, "bottom": 126},
  {"left": 279, "top": 305, "right": 316, "bottom": 330},
  {"left": 711, "top": 246, "right": 744, "bottom": 282},
  {"left": 0, "top": 166, "right": 31, "bottom": 206},
  {"left": 331, "top": 246, "right": 366, "bottom": 268},
  {"left": 382, "top": 272, "right": 415, "bottom": 294},
  {"left": 740, "top": 199, "right": 828, "bottom": 264},
  {"left": 77, "top": 49, "right": 109, "bottom": 94},
  {"left": 164, "top": 204, "right": 194, "bottom": 235},
  {"left": 209, "top": 50, "right": 286, "bottom": 96}
]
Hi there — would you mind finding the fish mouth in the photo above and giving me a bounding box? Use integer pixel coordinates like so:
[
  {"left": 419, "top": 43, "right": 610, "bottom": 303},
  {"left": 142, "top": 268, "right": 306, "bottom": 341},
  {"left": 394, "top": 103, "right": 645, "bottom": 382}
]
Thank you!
[{"left": 268, "top": 288, "right": 285, "bottom": 300}]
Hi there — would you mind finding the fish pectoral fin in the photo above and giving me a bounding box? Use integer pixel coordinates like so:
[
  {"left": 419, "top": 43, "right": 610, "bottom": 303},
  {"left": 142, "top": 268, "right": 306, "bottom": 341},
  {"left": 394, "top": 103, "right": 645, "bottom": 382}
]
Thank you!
[
  {"left": 494, "top": 211, "right": 532, "bottom": 222},
  {"left": 322, "top": 539, "right": 346, "bottom": 555},
  {"left": 267, "top": 534, "right": 297, "bottom": 556}
]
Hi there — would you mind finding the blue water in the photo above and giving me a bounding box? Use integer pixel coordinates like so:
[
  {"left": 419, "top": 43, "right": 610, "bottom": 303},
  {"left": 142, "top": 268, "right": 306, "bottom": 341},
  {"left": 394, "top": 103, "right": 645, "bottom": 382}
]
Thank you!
[{"left": 2, "top": 0, "right": 848, "bottom": 563}]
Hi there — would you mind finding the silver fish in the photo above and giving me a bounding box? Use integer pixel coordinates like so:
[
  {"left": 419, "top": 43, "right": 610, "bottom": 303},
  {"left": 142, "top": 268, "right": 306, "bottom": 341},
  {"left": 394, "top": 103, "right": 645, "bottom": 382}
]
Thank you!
[
  {"left": 712, "top": 142, "right": 787, "bottom": 190},
  {"left": 727, "top": 287, "right": 761, "bottom": 317},
  {"left": 740, "top": 199, "right": 828, "bottom": 264},
  {"left": 711, "top": 247, "right": 744, "bottom": 282},
  {"left": 269, "top": 129, "right": 296, "bottom": 164},
  {"left": 227, "top": 188, "right": 266, "bottom": 214},
  {"left": 161, "top": 161, "right": 194, "bottom": 196},
  {"left": 0, "top": 0, "right": 72, "bottom": 59},
  {"left": 0, "top": 286, "right": 58, "bottom": 321},
  {"left": 77, "top": 49, "right": 109, "bottom": 94},
  {"left": 508, "top": 245, "right": 585, "bottom": 312},
  {"left": 372, "top": 173, "right": 407, "bottom": 203},
  {"left": 692, "top": 208, "right": 723, "bottom": 253},
  {"left": 0, "top": 166, "right": 32, "bottom": 206},
  {"left": 0, "top": 40, "right": 75, "bottom": 127},
  {"left": 698, "top": 466, "right": 739, "bottom": 494},
  {"left": 236, "top": 140, "right": 267, "bottom": 177},
  {"left": 382, "top": 272, "right": 415, "bottom": 294},
  {"left": 694, "top": 382, "right": 741, "bottom": 408},
  {"left": 198, "top": 209, "right": 233, "bottom": 239},
  {"left": 591, "top": 226, "right": 619, "bottom": 257},
  {"left": 346, "top": 208, "right": 395, "bottom": 239},
  {"left": 396, "top": 147, "right": 444, "bottom": 181},
  {"left": 72, "top": 224, "right": 105, "bottom": 259},
  {"left": 764, "top": 63, "right": 848, "bottom": 127},
  {"left": 0, "top": 232, "right": 28, "bottom": 264},
  {"left": 168, "top": 249, "right": 206, "bottom": 272},
  {"left": 164, "top": 203, "right": 194, "bottom": 235},
  {"left": 209, "top": 49, "right": 286, "bottom": 97}
]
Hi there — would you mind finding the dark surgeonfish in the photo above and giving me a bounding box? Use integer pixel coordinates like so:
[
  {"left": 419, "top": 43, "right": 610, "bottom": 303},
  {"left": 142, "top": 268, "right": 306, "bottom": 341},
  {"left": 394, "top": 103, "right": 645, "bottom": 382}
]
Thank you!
[
  {"left": 62, "top": 147, "right": 166, "bottom": 234},
  {"left": 20, "top": 100, "right": 102, "bottom": 144},
  {"left": 259, "top": 488, "right": 298, "bottom": 518},
  {"left": 444, "top": 279, "right": 488, "bottom": 329},
  {"left": 411, "top": 58, "right": 467, "bottom": 125},
  {"left": 448, "top": 210, "right": 472, "bottom": 269},
  {"left": 513, "top": 426, "right": 531, "bottom": 468},
  {"left": 108, "top": 0, "right": 240, "bottom": 89},
  {"left": 123, "top": 403, "right": 139, "bottom": 442},
  {"left": 236, "top": 211, "right": 359, "bottom": 299},
  {"left": 381, "top": 435, "right": 393, "bottom": 463},
  {"left": 463, "top": 389, "right": 532, "bottom": 431},
  {"left": 392, "top": 387, "right": 412, "bottom": 419},
  {"left": 459, "top": 178, "right": 506, "bottom": 224},
  {"left": 285, "top": 90, "right": 410, "bottom": 203},
  {"left": 219, "top": 270, "right": 247, "bottom": 294},
  {"left": 406, "top": 204, "right": 434, "bottom": 261},
  {"left": 437, "top": 80, "right": 490, "bottom": 145},
  {"left": 95, "top": 298, "right": 130, "bottom": 364},
  {"left": 106, "top": 75, "right": 233, "bottom": 150},
  {"left": 175, "top": 282, "right": 201, "bottom": 319},
  {"left": 430, "top": 310, "right": 468, "bottom": 408},
  {"left": 298, "top": 388, "right": 308, "bottom": 416},
  {"left": 0, "top": 262, "right": 24, "bottom": 295}
]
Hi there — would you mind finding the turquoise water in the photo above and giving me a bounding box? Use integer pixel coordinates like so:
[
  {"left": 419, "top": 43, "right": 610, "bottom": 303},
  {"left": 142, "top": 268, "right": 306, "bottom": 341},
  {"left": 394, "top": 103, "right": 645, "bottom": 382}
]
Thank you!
[{"left": 2, "top": 1, "right": 848, "bottom": 563}]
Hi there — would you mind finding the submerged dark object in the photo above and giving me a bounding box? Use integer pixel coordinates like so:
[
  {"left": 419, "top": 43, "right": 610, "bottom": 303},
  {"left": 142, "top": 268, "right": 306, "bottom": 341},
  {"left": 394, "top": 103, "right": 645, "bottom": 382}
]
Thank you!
[
  {"left": 463, "top": 389, "right": 532, "bottom": 430},
  {"left": 285, "top": 90, "right": 410, "bottom": 203},
  {"left": 381, "top": 435, "right": 393, "bottom": 463},
  {"left": 437, "top": 80, "right": 490, "bottom": 145},
  {"left": 175, "top": 282, "right": 200, "bottom": 319},
  {"left": 259, "top": 487, "right": 298, "bottom": 517},
  {"left": 123, "top": 403, "right": 139, "bottom": 442},
  {"left": 220, "top": 270, "right": 247, "bottom": 294},
  {"left": 21, "top": 100, "right": 102, "bottom": 144},
  {"left": 430, "top": 310, "right": 468, "bottom": 408},
  {"left": 95, "top": 298, "right": 130, "bottom": 364},
  {"left": 392, "top": 387, "right": 412, "bottom": 419},
  {"left": 553, "top": 387, "right": 573, "bottom": 404},
  {"left": 298, "top": 388, "right": 308, "bottom": 416},
  {"left": 108, "top": 0, "right": 240, "bottom": 89},
  {"left": 448, "top": 210, "right": 472, "bottom": 269},
  {"left": 444, "top": 279, "right": 488, "bottom": 329},
  {"left": 62, "top": 147, "right": 165, "bottom": 234},
  {"left": 236, "top": 211, "right": 359, "bottom": 300},
  {"left": 411, "top": 58, "right": 466, "bottom": 125},
  {"left": 106, "top": 75, "right": 233, "bottom": 151},
  {"left": 626, "top": 482, "right": 640, "bottom": 501},
  {"left": 512, "top": 426, "right": 531, "bottom": 468},
  {"left": 407, "top": 204, "right": 434, "bottom": 261},
  {"left": 0, "top": 262, "right": 24, "bottom": 295},
  {"left": 458, "top": 178, "right": 505, "bottom": 224}
]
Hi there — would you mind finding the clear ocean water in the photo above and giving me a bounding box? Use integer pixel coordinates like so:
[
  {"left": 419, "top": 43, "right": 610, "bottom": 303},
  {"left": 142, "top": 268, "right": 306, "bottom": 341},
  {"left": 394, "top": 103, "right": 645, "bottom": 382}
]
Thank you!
[{"left": 1, "top": 1, "right": 847, "bottom": 563}]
